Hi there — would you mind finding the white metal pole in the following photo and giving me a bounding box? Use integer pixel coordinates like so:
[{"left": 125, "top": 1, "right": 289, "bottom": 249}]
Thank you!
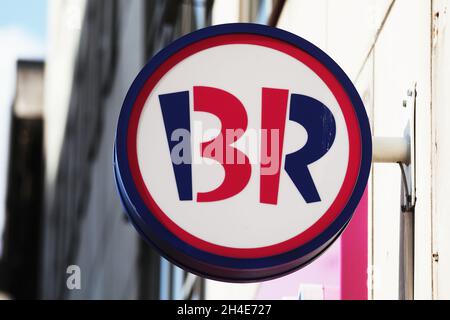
[
  {"left": 372, "top": 135, "right": 414, "bottom": 300},
  {"left": 372, "top": 136, "right": 410, "bottom": 164}
]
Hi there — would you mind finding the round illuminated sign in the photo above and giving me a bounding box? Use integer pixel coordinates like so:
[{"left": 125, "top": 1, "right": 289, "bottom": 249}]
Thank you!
[{"left": 114, "top": 23, "right": 371, "bottom": 282}]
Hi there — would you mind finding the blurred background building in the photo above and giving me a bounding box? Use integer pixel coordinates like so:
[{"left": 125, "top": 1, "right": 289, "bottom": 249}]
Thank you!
[
  {"left": 0, "top": 60, "right": 44, "bottom": 299},
  {"left": 1, "top": 0, "right": 450, "bottom": 300}
]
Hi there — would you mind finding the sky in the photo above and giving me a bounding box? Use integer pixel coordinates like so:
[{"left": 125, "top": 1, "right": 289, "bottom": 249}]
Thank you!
[
  {"left": 0, "top": 0, "right": 47, "bottom": 254},
  {"left": 0, "top": 0, "right": 47, "bottom": 43}
]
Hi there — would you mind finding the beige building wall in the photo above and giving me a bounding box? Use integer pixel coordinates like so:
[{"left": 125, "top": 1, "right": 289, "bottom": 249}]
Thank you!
[
  {"left": 432, "top": 0, "right": 450, "bottom": 300},
  {"left": 209, "top": 0, "right": 450, "bottom": 300},
  {"left": 279, "top": 0, "right": 433, "bottom": 300}
]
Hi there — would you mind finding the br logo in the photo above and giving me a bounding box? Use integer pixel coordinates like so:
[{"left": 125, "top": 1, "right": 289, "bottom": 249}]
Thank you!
[
  {"left": 159, "top": 86, "right": 335, "bottom": 205},
  {"left": 114, "top": 24, "right": 371, "bottom": 282}
]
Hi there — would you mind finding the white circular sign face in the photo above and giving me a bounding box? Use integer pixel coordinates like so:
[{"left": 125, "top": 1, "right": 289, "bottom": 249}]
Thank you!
[
  {"left": 137, "top": 44, "right": 349, "bottom": 249},
  {"left": 114, "top": 24, "right": 371, "bottom": 282}
]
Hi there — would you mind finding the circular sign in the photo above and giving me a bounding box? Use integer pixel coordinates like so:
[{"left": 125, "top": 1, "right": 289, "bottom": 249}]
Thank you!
[{"left": 114, "top": 23, "right": 371, "bottom": 282}]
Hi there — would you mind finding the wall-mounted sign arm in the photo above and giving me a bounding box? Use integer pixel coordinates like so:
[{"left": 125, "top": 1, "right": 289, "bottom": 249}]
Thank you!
[{"left": 370, "top": 86, "right": 417, "bottom": 300}]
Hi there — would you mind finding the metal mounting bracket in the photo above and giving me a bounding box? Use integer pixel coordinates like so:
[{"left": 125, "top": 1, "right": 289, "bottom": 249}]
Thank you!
[
  {"left": 400, "top": 85, "right": 417, "bottom": 212},
  {"left": 371, "top": 85, "right": 416, "bottom": 207}
]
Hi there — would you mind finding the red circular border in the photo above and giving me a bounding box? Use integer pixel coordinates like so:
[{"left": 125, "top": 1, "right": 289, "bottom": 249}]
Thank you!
[{"left": 127, "top": 34, "right": 362, "bottom": 259}]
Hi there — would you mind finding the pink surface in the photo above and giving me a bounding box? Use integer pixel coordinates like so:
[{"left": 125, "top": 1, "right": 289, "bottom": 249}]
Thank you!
[
  {"left": 255, "top": 188, "right": 368, "bottom": 300},
  {"left": 256, "top": 239, "right": 341, "bottom": 299},
  {"left": 341, "top": 188, "right": 368, "bottom": 299}
]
